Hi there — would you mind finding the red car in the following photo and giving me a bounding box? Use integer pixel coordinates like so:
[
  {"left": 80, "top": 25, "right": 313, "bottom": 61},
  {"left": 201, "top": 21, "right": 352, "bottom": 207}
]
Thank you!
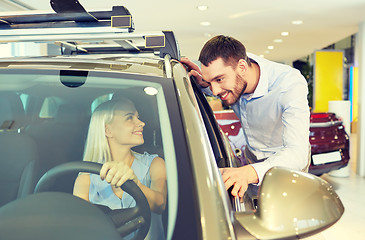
[{"left": 214, "top": 110, "right": 350, "bottom": 176}]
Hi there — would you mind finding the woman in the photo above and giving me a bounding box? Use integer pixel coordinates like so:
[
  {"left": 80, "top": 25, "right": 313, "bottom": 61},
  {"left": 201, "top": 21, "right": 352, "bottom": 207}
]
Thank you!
[{"left": 73, "top": 98, "right": 167, "bottom": 239}]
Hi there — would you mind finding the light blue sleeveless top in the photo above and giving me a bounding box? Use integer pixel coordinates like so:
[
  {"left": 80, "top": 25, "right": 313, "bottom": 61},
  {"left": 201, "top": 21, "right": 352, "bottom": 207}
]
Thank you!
[{"left": 88, "top": 152, "right": 165, "bottom": 240}]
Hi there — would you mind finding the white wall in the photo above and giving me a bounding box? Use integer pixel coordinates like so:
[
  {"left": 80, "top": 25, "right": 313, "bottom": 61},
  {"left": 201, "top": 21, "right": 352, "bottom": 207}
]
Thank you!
[
  {"left": 0, "top": 43, "right": 12, "bottom": 57},
  {"left": 11, "top": 42, "right": 48, "bottom": 56},
  {"left": 355, "top": 21, "right": 365, "bottom": 177}
]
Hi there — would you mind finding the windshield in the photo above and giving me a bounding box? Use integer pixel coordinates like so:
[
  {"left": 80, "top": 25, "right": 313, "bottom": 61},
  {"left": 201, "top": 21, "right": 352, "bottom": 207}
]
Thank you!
[{"left": 0, "top": 68, "right": 179, "bottom": 239}]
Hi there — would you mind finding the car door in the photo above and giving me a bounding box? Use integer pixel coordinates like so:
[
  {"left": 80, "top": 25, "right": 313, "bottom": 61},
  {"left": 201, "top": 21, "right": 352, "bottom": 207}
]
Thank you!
[{"left": 188, "top": 76, "right": 256, "bottom": 212}]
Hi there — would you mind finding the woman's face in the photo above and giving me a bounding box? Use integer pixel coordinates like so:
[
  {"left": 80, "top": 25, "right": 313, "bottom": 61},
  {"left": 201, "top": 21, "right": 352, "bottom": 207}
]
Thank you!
[{"left": 105, "top": 105, "right": 145, "bottom": 147}]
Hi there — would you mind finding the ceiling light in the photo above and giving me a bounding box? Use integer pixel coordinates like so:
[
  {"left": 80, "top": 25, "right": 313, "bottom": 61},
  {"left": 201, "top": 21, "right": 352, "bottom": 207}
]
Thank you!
[
  {"left": 200, "top": 21, "right": 211, "bottom": 26},
  {"left": 268, "top": 45, "right": 274, "bottom": 50},
  {"left": 259, "top": 54, "right": 265, "bottom": 58},
  {"left": 292, "top": 20, "right": 303, "bottom": 25},
  {"left": 144, "top": 87, "right": 158, "bottom": 96},
  {"left": 197, "top": 5, "right": 208, "bottom": 11},
  {"left": 273, "top": 39, "right": 283, "bottom": 43},
  {"left": 204, "top": 33, "right": 212, "bottom": 38},
  {"left": 281, "top": 32, "right": 289, "bottom": 36},
  {"left": 264, "top": 50, "right": 269, "bottom": 54}
]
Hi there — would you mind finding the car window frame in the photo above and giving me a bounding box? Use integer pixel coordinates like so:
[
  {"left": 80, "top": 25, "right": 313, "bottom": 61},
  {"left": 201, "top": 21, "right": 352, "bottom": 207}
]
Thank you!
[
  {"left": 189, "top": 78, "right": 228, "bottom": 166},
  {"left": 189, "top": 77, "right": 243, "bottom": 210}
]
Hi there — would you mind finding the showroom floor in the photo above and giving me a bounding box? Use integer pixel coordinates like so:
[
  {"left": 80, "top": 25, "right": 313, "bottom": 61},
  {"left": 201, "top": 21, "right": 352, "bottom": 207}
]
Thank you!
[{"left": 305, "top": 133, "right": 365, "bottom": 240}]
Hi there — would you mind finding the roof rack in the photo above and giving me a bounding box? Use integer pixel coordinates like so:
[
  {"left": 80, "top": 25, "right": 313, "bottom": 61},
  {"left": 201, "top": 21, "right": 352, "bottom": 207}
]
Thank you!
[{"left": 0, "top": 3, "right": 181, "bottom": 60}]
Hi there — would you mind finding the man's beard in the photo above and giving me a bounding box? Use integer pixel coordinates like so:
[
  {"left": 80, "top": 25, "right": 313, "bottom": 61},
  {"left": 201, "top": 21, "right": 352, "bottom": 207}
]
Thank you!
[{"left": 222, "top": 73, "right": 247, "bottom": 107}]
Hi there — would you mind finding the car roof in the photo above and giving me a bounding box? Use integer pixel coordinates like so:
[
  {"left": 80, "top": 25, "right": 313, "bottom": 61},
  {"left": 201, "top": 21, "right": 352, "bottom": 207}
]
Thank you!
[
  {"left": 0, "top": 4, "right": 181, "bottom": 62},
  {"left": 0, "top": 55, "right": 166, "bottom": 78}
]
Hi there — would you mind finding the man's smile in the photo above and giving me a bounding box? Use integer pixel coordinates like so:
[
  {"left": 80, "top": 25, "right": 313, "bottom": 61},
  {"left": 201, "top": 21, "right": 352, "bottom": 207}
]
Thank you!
[{"left": 219, "top": 92, "right": 229, "bottom": 101}]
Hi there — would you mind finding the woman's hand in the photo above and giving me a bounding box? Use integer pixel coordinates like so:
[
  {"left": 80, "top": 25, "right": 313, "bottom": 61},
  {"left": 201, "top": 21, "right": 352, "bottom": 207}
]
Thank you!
[{"left": 100, "top": 161, "right": 140, "bottom": 187}]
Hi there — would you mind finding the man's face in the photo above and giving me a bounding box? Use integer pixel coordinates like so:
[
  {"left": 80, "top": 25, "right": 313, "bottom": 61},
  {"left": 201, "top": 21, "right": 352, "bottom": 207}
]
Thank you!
[{"left": 201, "top": 58, "right": 247, "bottom": 106}]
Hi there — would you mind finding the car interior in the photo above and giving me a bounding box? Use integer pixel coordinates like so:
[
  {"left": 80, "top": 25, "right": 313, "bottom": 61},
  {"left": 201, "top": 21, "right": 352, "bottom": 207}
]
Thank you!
[
  {"left": 0, "top": 92, "right": 38, "bottom": 207},
  {"left": 0, "top": 69, "right": 176, "bottom": 240},
  {"left": 0, "top": 71, "right": 165, "bottom": 203}
]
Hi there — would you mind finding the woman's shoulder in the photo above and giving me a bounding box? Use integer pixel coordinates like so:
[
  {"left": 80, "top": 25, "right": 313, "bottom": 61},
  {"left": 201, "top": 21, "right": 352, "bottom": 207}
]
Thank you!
[{"left": 133, "top": 151, "right": 160, "bottom": 166}]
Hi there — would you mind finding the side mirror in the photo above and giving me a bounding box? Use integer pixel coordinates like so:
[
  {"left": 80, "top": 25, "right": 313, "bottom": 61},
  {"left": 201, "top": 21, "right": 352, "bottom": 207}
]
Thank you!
[{"left": 235, "top": 167, "right": 344, "bottom": 239}]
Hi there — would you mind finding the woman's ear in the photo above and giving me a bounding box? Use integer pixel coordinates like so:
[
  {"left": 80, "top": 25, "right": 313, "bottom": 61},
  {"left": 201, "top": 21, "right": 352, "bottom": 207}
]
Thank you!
[{"left": 105, "top": 124, "right": 113, "bottom": 138}]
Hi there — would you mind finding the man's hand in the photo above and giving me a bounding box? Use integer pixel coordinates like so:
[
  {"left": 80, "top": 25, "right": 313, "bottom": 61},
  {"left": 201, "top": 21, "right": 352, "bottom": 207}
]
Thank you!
[
  {"left": 180, "top": 57, "right": 210, "bottom": 88},
  {"left": 219, "top": 165, "right": 259, "bottom": 197}
]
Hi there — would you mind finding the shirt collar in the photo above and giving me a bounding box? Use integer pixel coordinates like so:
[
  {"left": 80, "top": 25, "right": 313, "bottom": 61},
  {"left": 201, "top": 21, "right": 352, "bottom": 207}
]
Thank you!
[{"left": 242, "top": 53, "right": 268, "bottom": 101}]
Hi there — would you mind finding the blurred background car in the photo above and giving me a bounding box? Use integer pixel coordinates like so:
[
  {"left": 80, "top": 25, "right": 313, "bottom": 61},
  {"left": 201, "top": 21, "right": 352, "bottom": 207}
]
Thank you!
[
  {"left": 309, "top": 112, "right": 350, "bottom": 175},
  {"left": 213, "top": 108, "right": 350, "bottom": 176}
]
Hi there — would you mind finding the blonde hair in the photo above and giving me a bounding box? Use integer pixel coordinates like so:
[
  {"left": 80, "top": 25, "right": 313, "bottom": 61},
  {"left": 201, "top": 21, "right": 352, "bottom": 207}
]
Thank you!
[{"left": 83, "top": 98, "right": 135, "bottom": 164}]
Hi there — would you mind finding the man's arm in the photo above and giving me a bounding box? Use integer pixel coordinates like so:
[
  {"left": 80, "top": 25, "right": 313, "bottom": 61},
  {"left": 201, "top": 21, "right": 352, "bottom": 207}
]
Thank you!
[
  {"left": 180, "top": 57, "right": 210, "bottom": 88},
  {"left": 250, "top": 72, "right": 310, "bottom": 185},
  {"left": 219, "top": 165, "right": 258, "bottom": 198}
]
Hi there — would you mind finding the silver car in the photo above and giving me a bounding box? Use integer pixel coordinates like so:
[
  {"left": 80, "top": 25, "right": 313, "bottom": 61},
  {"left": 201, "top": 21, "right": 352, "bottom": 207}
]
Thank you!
[{"left": 0, "top": 3, "right": 343, "bottom": 240}]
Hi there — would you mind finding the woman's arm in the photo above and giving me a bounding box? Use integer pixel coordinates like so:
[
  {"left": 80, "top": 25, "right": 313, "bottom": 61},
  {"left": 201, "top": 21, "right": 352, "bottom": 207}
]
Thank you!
[
  {"left": 100, "top": 158, "right": 167, "bottom": 214},
  {"left": 73, "top": 173, "right": 91, "bottom": 201},
  {"left": 138, "top": 157, "right": 167, "bottom": 214}
]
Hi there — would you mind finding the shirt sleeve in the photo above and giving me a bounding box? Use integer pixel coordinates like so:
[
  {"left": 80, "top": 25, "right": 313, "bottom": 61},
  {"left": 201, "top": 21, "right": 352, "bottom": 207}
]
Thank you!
[
  {"left": 201, "top": 86, "right": 213, "bottom": 96},
  {"left": 251, "top": 72, "right": 310, "bottom": 185}
]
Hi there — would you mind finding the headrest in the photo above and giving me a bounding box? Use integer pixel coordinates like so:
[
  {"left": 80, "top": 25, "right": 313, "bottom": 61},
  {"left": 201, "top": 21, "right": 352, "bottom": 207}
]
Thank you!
[
  {"left": 0, "top": 92, "right": 26, "bottom": 130},
  {"left": 56, "top": 103, "right": 84, "bottom": 123}
]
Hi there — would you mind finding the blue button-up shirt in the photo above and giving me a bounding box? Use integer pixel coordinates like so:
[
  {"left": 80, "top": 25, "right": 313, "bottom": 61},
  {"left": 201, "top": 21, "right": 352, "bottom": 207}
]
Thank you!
[
  {"left": 205, "top": 53, "right": 310, "bottom": 184},
  {"left": 233, "top": 53, "right": 310, "bottom": 184}
]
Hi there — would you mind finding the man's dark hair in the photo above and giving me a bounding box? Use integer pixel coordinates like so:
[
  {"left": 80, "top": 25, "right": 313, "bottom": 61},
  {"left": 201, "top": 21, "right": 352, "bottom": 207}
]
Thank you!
[{"left": 198, "top": 35, "right": 251, "bottom": 67}]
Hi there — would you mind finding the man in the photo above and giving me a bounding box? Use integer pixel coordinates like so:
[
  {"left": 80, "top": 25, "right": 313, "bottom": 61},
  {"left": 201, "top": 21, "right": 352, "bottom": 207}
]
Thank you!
[{"left": 181, "top": 35, "right": 310, "bottom": 198}]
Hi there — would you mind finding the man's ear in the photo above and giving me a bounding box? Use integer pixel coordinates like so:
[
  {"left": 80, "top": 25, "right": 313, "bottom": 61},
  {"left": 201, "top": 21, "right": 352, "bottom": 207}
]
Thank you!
[
  {"left": 105, "top": 125, "right": 113, "bottom": 138},
  {"left": 237, "top": 59, "right": 248, "bottom": 74}
]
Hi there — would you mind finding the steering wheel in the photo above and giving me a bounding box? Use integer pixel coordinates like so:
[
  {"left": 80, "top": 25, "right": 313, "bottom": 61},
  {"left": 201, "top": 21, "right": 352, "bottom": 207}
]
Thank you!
[{"left": 34, "top": 161, "right": 151, "bottom": 240}]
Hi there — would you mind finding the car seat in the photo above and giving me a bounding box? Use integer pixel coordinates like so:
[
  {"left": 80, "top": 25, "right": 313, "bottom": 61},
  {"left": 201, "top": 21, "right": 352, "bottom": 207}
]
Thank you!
[
  {"left": 0, "top": 92, "right": 39, "bottom": 206},
  {"left": 27, "top": 102, "right": 89, "bottom": 193}
]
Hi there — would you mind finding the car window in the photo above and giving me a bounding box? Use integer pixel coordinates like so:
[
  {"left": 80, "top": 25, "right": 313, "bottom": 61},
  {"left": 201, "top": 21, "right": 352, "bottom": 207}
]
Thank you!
[
  {"left": 0, "top": 68, "right": 180, "bottom": 239},
  {"left": 91, "top": 94, "right": 113, "bottom": 112},
  {"left": 39, "top": 96, "right": 63, "bottom": 118},
  {"left": 191, "top": 78, "right": 242, "bottom": 169}
]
